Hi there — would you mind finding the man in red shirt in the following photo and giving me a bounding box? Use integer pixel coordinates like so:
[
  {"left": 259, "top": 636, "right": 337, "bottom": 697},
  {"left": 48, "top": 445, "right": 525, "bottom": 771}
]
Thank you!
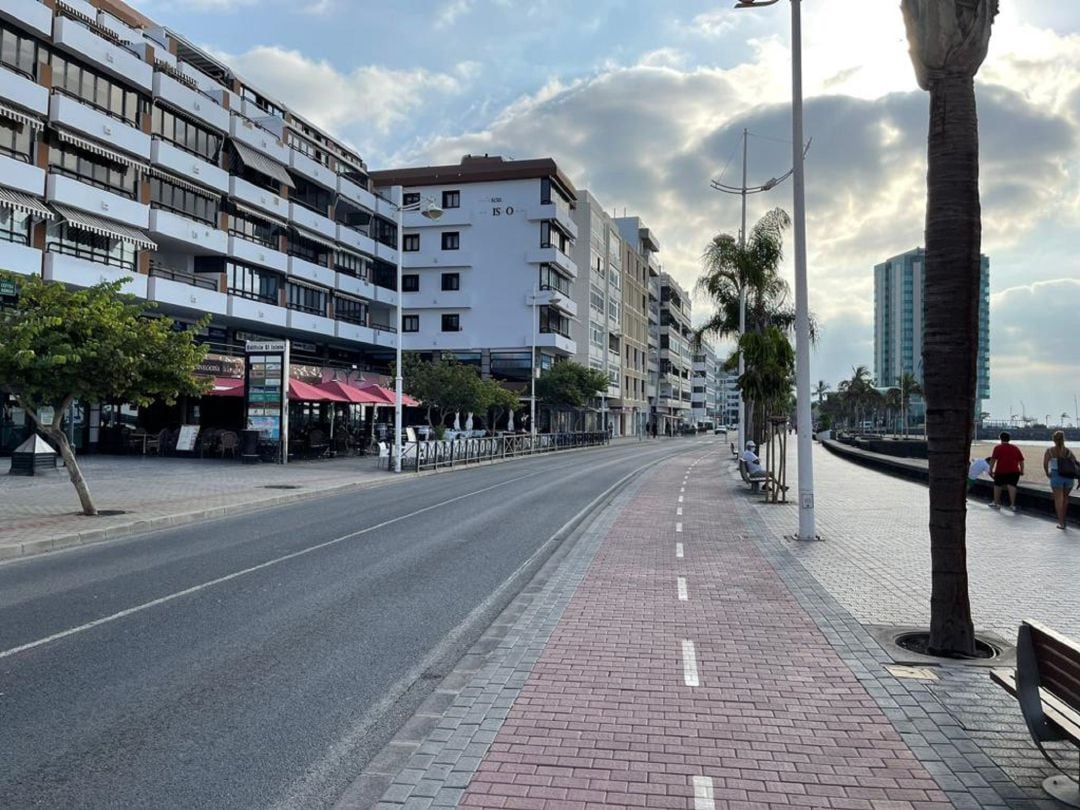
[{"left": 989, "top": 431, "right": 1025, "bottom": 511}]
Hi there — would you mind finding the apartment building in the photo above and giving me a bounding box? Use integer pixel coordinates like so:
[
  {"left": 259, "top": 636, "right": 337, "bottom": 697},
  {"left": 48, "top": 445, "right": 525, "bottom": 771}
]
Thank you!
[
  {"left": 369, "top": 155, "right": 578, "bottom": 429},
  {"left": 873, "top": 246, "right": 990, "bottom": 416},
  {"left": 0, "top": 0, "right": 404, "bottom": 449},
  {"left": 716, "top": 363, "right": 740, "bottom": 428},
  {"left": 615, "top": 216, "right": 661, "bottom": 436},
  {"left": 691, "top": 342, "right": 718, "bottom": 429},
  {"left": 657, "top": 273, "right": 692, "bottom": 433},
  {"left": 613, "top": 219, "right": 652, "bottom": 438}
]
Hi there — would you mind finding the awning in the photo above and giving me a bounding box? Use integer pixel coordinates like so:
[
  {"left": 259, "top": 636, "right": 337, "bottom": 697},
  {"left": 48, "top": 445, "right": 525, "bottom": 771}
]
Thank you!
[
  {"left": 148, "top": 166, "right": 219, "bottom": 198},
  {"left": 52, "top": 204, "right": 157, "bottom": 250},
  {"left": 57, "top": 129, "right": 148, "bottom": 171},
  {"left": 0, "top": 187, "right": 53, "bottom": 220},
  {"left": 0, "top": 102, "right": 43, "bottom": 130},
  {"left": 231, "top": 140, "right": 295, "bottom": 190},
  {"left": 289, "top": 225, "right": 337, "bottom": 250},
  {"left": 231, "top": 201, "right": 288, "bottom": 228}
]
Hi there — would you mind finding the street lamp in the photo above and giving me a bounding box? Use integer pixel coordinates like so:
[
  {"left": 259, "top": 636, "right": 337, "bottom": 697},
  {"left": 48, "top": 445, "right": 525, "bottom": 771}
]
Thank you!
[
  {"left": 527, "top": 287, "right": 562, "bottom": 441},
  {"left": 735, "top": 0, "right": 816, "bottom": 540},
  {"left": 391, "top": 185, "right": 442, "bottom": 473}
]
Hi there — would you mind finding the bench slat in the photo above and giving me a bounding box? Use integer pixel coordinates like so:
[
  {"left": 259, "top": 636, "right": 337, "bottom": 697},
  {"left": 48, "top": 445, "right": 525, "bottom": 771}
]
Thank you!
[
  {"left": 1030, "top": 628, "right": 1080, "bottom": 713},
  {"left": 990, "top": 669, "right": 1080, "bottom": 743}
]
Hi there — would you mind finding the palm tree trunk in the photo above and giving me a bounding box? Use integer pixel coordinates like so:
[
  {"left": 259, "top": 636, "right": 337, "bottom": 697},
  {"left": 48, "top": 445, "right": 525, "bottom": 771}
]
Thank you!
[{"left": 924, "top": 74, "right": 979, "bottom": 656}]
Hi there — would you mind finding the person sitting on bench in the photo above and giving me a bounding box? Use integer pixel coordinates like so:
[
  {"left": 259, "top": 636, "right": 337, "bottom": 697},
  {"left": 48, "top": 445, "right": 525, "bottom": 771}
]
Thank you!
[{"left": 741, "top": 441, "right": 766, "bottom": 475}]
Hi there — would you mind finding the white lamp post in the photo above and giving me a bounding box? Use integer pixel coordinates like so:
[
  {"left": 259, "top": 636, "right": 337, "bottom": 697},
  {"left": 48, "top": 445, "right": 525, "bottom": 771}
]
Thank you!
[
  {"left": 735, "top": 0, "right": 815, "bottom": 540},
  {"left": 391, "top": 185, "right": 442, "bottom": 473}
]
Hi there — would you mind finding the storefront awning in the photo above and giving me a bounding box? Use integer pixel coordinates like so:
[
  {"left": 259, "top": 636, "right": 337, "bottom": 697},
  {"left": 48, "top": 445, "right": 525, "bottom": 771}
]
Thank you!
[
  {"left": 0, "top": 187, "right": 53, "bottom": 220},
  {"left": 231, "top": 140, "right": 295, "bottom": 190},
  {"left": 57, "top": 129, "right": 148, "bottom": 171},
  {"left": 52, "top": 204, "right": 157, "bottom": 251},
  {"left": 0, "top": 102, "right": 43, "bottom": 131}
]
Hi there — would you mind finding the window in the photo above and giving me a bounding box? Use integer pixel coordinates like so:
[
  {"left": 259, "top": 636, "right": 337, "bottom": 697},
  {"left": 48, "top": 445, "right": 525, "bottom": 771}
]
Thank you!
[
  {"left": 403, "top": 233, "right": 420, "bottom": 252},
  {"left": 0, "top": 209, "right": 32, "bottom": 245},
  {"left": 227, "top": 262, "right": 281, "bottom": 303},
  {"left": 240, "top": 85, "right": 284, "bottom": 118},
  {"left": 441, "top": 313, "right": 460, "bottom": 332},
  {"left": 335, "top": 251, "right": 368, "bottom": 280},
  {"left": 227, "top": 208, "right": 278, "bottom": 249},
  {"left": 290, "top": 176, "right": 332, "bottom": 215},
  {"left": 287, "top": 282, "right": 327, "bottom": 315},
  {"left": 402, "top": 192, "right": 420, "bottom": 207},
  {"left": 287, "top": 130, "right": 333, "bottom": 169},
  {"left": 0, "top": 22, "right": 38, "bottom": 78},
  {"left": 0, "top": 118, "right": 32, "bottom": 162},
  {"left": 441, "top": 231, "right": 460, "bottom": 250},
  {"left": 289, "top": 232, "right": 330, "bottom": 266},
  {"left": 403, "top": 314, "right": 419, "bottom": 332},
  {"left": 372, "top": 216, "right": 396, "bottom": 248},
  {"left": 402, "top": 274, "right": 419, "bottom": 292},
  {"left": 333, "top": 296, "right": 366, "bottom": 325},
  {"left": 538, "top": 264, "right": 569, "bottom": 295},
  {"left": 47, "top": 140, "right": 136, "bottom": 198},
  {"left": 47, "top": 222, "right": 136, "bottom": 270},
  {"left": 539, "top": 306, "right": 569, "bottom": 338},
  {"left": 441, "top": 273, "right": 460, "bottom": 291},
  {"left": 149, "top": 175, "right": 219, "bottom": 225},
  {"left": 540, "top": 221, "right": 569, "bottom": 252},
  {"left": 442, "top": 190, "right": 460, "bottom": 209},
  {"left": 51, "top": 53, "right": 143, "bottom": 126},
  {"left": 150, "top": 105, "right": 221, "bottom": 162}
]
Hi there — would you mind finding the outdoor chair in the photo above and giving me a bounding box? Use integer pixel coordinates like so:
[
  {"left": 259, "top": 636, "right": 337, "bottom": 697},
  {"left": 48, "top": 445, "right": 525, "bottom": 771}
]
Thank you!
[{"left": 219, "top": 431, "right": 239, "bottom": 459}]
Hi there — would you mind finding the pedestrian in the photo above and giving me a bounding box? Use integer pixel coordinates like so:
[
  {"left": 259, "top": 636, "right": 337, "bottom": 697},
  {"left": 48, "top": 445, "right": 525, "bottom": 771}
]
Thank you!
[
  {"left": 988, "top": 431, "right": 1024, "bottom": 511},
  {"left": 1043, "top": 430, "right": 1077, "bottom": 530},
  {"left": 967, "top": 456, "right": 992, "bottom": 493}
]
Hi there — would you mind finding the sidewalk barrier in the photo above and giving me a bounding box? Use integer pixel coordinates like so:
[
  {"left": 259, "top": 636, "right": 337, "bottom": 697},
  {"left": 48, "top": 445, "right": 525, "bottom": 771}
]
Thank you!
[{"left": 388, "top": 431, "right": 610, "bottom": 472}]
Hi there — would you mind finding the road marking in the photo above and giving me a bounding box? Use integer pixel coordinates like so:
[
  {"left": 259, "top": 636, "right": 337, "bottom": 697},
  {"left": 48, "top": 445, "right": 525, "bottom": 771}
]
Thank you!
[
  {"left": 676, "top": 542, "right": 684, "bottom": 558},
  {"left": 678, "top": 495, "right": 684, "bottom": 503},
  {"left": 677, "top": 576, "right": 688, "bottom": 601},
  {"left": 676, "top": 522, "right": 683, "bottom": 533},
  {"left": 677, "top": 506, "right": 683, "bottom": 516},
  {"left": 692, "top": 776, "right": 715, "bottom": 809},
  {"left": 681, "top": 639, "right": 699, "bottom": 686},
  {"left": 0, "top": 471, "right": 549, "bottom": 661},
  {"left": 680, "top": 486, "right": 685, "bottom": 493}
]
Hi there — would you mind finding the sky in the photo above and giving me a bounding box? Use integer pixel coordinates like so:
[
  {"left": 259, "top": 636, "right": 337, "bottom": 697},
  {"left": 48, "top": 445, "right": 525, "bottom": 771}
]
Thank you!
[{"left": 137, "top": 0, "right": 1080, "bottom": 425}]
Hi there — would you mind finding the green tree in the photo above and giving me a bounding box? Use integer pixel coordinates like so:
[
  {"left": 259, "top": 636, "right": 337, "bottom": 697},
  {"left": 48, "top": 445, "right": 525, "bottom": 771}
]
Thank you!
[
  {"left": 735, "top": 326, "right": 795, "bottom": 436},
  {"left": 0, "top": 273, "right": 208, "bottom": 515},
  {"left": 903, "top": 0, "right": 997, "bottom": 656},
  {"left": 398, "top": 354, "right": 484, "bottom": 430},
  {"left": 897, "top": 371, "right": 923, "bottom": 436},
  {"left": 536, "top": 361, "right": 608, "bottom": 409},
  {"left": 479, "top": 379, "right": 520, "bottom": 432}
]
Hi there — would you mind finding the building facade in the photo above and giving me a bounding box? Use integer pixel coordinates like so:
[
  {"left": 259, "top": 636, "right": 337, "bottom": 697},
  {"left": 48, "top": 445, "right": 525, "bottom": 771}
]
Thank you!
[
  {"left": 613, "top": 216, "right": 656, "bottom": 439},
  {"left": 369, "top": 155, "right": 578, "bottom": 430},
  {"left": 691, "top": 342, "right": 718, "bottom": 428},
  {"left": 873, "top": 247, "right": 990, "bottom": 415},
  {"left": 716, "top": 364, "right": 740, "bottom": 428},
  {"left": 657, "top": 273, "right": 692, "bottom": 433},
  {"left": 0, "top": 0, "right": 404, "bottom": 451}
]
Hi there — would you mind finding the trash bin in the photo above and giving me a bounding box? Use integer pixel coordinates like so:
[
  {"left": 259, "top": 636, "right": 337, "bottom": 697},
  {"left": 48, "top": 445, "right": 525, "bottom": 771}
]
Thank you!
[
  {"left": 240, "top": 429, "right": 261, "bottom": 464},
  {"left": 10, "top": 434, "right": 58, "bottom": 476}
]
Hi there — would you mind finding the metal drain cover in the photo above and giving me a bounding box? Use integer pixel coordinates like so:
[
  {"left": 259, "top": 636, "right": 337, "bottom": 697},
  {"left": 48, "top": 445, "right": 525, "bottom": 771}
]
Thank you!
[{"left": 885, "top": 664, "right": 939, "bottom": 681}]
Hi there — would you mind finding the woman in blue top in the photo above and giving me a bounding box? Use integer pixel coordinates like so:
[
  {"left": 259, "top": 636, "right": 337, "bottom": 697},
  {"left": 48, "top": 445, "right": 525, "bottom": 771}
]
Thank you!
[{"left": 1043, "top": 430, "right": 1077, "bottom": 530}]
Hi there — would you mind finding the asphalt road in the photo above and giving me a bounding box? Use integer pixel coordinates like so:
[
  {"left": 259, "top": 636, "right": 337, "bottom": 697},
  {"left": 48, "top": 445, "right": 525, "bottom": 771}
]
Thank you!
[{"left": 0, "top": 438, "right": 702, "bottom": 809}]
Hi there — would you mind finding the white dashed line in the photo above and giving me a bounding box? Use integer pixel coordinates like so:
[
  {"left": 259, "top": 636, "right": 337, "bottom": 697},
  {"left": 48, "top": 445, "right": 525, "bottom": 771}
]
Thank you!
[
  {"left": 678, "top": 495, "right": 684, "bottom": 503},
  {"left": 676, "top": 542, "right": 684, "bottom": 558},
  {"left": 692, "top": 776, "right": 715, "bottom": 809},
  {"left": 677, "top": 506, "right": 683, "bottom": 516},
  {"left": 680, "top": 487, "right": 685, "bottom": 493},
  {"left": 681, "top": 639, "right": 700, "bottom": 686},
  {"left": 676, "top": 522, "right": 683, "bottom": 533},
  {"left": 677, "top": 576, "right": 688, "bottom": 601}
]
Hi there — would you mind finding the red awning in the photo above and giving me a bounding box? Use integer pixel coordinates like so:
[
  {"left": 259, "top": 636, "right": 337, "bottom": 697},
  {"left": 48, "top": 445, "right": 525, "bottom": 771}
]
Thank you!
[
  {"left": 314, "top": 380, "right": 385, "bottom": 404},
  {"left": 356, "top": 382, "right": 420, "bottom": 406},
  {"left": 202, "top": 378, "right": 350, "bottom": 402}
]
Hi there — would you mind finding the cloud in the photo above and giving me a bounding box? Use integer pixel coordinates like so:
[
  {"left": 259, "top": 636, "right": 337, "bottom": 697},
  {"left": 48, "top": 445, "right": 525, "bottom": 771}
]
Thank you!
[{"left": 436, "top": 0, "right": 474, "bottom": 28}]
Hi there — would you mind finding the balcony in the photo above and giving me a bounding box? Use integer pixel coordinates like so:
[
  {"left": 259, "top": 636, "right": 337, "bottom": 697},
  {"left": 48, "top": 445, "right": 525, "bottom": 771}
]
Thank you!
[
  {"left": 374, "top": 241, "right": 398, "bottom": 264},
  {"left": 533, "top": 287, "right": 577, "bottom": 318},
  {"left": 336, "top": 224, "right": 377, "bottom": 256},
  {"left": 0, "top": 239, "right": 42, "bottom": 277},
  {"left": 52, "top": 16, "right": 152, "bottom": 91},
  {"left": 47, "top": 173, "right": 149, "bottom": 229},
  {"left": 147, "top": 273, "right": 228, "bottom": 316},
  {"left": 43, "top": 251, "right": 147, "bottom": 297},
  {"left": 0, "top": 153, "right": 45, "bottom": 196},
  {"left": 0, "top": 68, "right": 48, "bottom": 117},
  {"left": 148, "top": 209, "right": 227, "bottom": 254},
  {"left": 335, "top": 271, "right": 376, "bottom": 300},
  {"left": 402, "top": 290, "right": 473, "bottom": 310},
  {"left": 402, "top": 250, "right": 473, "bottom": 269},
  {"left": 334, "top": 320, "right": 378, "bottom": 346},
  {"left": 288, "top": 149, "right": 336, "bottom": 190},
  {"left": 289, "top": 203, "right": 336, "bottom": 241},
  {"left": 228, "top": 176, "right": 287, "bottom": 221},
  {"left": 50, "top": 93, "right": 151, "bottom": 160},
  {"left": 373, "top": 284, "right": 398, "bottom": 307},
  {"left": 287, "top": 309, "right": 336, "bottom": 337},
  {"left": 227, "top": 294, "right": 288, "bottom": 327},
  {"left": 374, "top": 195, "right": 397, "bottom": 219},
  {"left": 337, "top": 176, "right": 377, "bottom": 212},
  {"left": 152, "top": 72, "right": 229, "bottom": 133},
  {"left": 151, "top": 139, "right": 229, "bottom": 193},
  {"left": 288, "top": 255, "right": 335, "bottom": 288},
  {"left": 403, "top": 208, "right": 471, "bottom": 228},
  {"left": 0, "top": 0, "right": 52, "bottom": 37},
  {"left": 526, "top": 246, "right": 577, "bottom": 278},
  {"left": 527, "top": 203, "right": 577, "bottom": 240},
  {"left": 536, "top": 332, "right": 576, "bottom": 355},
  {"left": 229, "top": 115, "right": 289, "bottom": 165},
  {"left": 227, "top": 235, "right": 287, "bottom": 273}
]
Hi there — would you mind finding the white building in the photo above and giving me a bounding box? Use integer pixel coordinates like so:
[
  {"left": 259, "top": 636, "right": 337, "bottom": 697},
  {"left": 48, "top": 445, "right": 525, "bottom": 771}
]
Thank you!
[
  {"left": 691, "top": 342, "right": 718, "bottom": 428},
  {"left": 614, "top": 217, "right": 661, "bottom": 437},
  {"left": 369, "top": 155, "right": 578, "bottom": 428},
  {"left": 716, "top": 364, "right": 740, "bottom": 428},
  {"left": 657, "top": 273, "right": 692, "bottom": 432}
]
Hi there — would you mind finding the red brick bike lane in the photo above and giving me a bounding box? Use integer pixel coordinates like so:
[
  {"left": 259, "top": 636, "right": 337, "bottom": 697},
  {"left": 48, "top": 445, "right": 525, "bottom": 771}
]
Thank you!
[{"left": 459, "top": 449, "right": 952, "bottom": 809}]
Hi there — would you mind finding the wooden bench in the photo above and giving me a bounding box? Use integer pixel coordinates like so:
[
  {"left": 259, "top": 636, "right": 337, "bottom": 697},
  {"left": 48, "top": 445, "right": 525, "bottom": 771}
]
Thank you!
[
  {"left": 738, "top": 458, "right": 769, "bottom": 493},
  {"left": 991, "top": 620, "right": 1080, "bottom": 806}
]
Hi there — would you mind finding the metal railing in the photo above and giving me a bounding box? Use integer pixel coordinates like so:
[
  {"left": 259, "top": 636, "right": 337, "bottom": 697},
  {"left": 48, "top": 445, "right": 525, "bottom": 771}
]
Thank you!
[{"left": 392, "top": 431, "right": 610, "bottom": 472}]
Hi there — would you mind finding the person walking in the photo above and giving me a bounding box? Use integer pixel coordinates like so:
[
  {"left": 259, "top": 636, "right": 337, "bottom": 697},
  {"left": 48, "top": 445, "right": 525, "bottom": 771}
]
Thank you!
[
  {"left": 989, "top": 431, "right": 1024, "bottom": 511},
  {"left": 1043, "top": 430, "right": 1077, "bottom": 530}
]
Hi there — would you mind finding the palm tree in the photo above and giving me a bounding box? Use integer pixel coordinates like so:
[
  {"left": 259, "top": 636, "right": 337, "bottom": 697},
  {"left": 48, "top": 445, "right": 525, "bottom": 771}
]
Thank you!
[
  {"left": 813, "top": 380, "right": 829, "bottom": 405},
  {"left": 897, "top": 372, "right": 923, "bottom": 436},
  {"left": 903, "top": 0, "right": 997, "bottom": 657},
  {"left": 885, "top": 388, "right": 903, "bottom": 434}
]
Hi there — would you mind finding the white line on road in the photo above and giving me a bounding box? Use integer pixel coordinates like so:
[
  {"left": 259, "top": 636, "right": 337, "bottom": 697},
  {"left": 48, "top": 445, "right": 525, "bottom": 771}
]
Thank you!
[
  {"left": 677, "top": 507, "right": 683, "bottom": 516},
  {"left": 681, "top": 639, "right": 699, "bottom": 686},
  {"left": 0, "top": 470, "right": 549, "bottom": 661},
  {"left": 678, "top": 495, "right": 684, "bottom": 503},
  {"left": 677, "top": 576, "right": 688, "bottom": 601},
  {"left": 675, "top": 542, "right": 684, "bottom": 558},
  {"left": 692, "top": 775, "right": 715, "bottom": 809},
  {"left": 680, "top": 487, "right": 685, "bottom": 493},
  {"left": 676, "top": 522, "right": 683, "bottom": 533}
]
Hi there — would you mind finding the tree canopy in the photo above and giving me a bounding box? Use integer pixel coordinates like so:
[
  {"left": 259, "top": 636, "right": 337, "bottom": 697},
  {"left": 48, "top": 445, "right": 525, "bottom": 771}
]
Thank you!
[
  {"left": 398, "top": 353, "right": 486, "bottom": 428},
  {"left": 535, "top": 361, "right": 608, "bottom": 409}
]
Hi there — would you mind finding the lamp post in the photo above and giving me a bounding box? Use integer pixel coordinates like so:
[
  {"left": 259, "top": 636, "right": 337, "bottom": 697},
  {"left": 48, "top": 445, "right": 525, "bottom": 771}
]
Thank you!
[
  {"left": 391, "top": 185, "right": 442, "bottom": 473},
  {"left": 735, "top": 0, "right": 815, "bottom": 540}
]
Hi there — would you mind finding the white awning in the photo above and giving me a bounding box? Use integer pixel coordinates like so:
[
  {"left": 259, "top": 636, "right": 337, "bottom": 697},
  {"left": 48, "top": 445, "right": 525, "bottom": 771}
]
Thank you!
[
  {"left": 52, "top": 204, "right": 157, "bottom": 250},
  {"left": 0, "top": 102, "right": 43, "bottom": 130},
  {"left": 231, "top": 140, "right": 295, "bottom": 190},
  {"left": 0, "top": 187, "right": 53, "bottom": 220},
  {"left": 148, "top": 166, "right": 219, "bottom": 198},
  {"left": 57, "top": 129, "right": 148, "bottom": 171},
  {"left": 231, "top": 201, "right": 288, "bottom": 228},
  {"left": 290, "top": 226, "right": 337, "bottom": 250}
]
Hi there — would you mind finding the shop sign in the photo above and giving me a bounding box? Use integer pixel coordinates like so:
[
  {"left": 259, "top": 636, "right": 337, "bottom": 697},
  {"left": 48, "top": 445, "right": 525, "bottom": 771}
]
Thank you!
[
  {"left": 0, "top": 279, "right": 18, "bottom": 298},
  {"left": 196, "top": 354, "right": 245, "bottom": 378},
  {"left": 245, "top": 340, "right": 288, "bottom": 353}
]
